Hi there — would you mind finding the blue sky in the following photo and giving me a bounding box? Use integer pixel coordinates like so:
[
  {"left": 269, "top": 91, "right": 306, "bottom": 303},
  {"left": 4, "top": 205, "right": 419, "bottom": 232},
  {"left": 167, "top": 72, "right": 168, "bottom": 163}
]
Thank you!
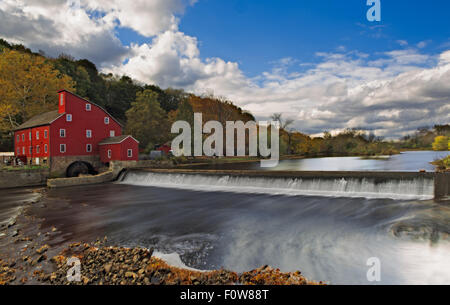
[
  {"left": 1, "top": 0, "right": 449, "bottom": 137},
  {"left": 119, "top": 0, "right": 450, "bottom": 77}
]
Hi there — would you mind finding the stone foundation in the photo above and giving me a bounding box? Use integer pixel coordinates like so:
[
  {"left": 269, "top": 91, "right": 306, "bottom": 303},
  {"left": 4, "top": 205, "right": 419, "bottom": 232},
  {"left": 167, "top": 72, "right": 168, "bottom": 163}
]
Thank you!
[{"left": 49, "top": 155, "right": 104, "bottom": 177}]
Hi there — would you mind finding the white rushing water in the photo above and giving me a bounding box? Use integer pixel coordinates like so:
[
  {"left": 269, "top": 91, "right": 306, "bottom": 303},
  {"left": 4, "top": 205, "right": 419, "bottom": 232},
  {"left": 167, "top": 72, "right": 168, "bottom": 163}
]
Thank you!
[{"left": 119, "top": 171, "right": 435, "bottom": 200}]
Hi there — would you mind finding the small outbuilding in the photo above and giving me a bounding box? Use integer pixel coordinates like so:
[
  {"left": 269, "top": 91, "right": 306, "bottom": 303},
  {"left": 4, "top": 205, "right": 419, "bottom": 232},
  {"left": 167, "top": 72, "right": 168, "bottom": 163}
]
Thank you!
[{"left": 99, "top": 135, "right": 139, "bottom": 163}]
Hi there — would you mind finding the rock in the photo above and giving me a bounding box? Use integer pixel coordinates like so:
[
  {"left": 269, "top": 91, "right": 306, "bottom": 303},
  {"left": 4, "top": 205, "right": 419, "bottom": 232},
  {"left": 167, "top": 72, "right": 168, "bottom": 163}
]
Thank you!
[
  {"left": 104, "top": 264, "right": 112, "bottom": 273},
  {"left": 125, "top": 271, "right": 137, "bottom": 279},
  {"left": 12, "top": 230, "right": 19, "bottom": 237},
  {"left": 7, "top": 218, "right": 16, "bottom": 228},
  {"left": 36, "top": 244, "right": 49, "bottom": 254},
  {"left": 150, "top": 277, "right": 160, "bottom": 285},
  {"left": 37, "top": 254, "right": 47, "bottom": 262},
  {"left": 50, "top": 273, "right": 57, "bottom": 281}
]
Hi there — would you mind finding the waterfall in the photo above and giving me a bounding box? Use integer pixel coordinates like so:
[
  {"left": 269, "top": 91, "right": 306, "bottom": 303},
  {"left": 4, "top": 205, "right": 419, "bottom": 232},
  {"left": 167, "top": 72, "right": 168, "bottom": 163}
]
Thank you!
[{"left": 119, "top": 171, "right": 435, "bottom": 200}]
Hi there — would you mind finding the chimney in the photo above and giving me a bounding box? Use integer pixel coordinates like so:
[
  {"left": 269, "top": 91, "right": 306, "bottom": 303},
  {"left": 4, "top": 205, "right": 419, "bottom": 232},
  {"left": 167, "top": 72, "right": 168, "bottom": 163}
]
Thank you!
[{"left": 58, "top": 90, "right": 66, "bottom": 114}]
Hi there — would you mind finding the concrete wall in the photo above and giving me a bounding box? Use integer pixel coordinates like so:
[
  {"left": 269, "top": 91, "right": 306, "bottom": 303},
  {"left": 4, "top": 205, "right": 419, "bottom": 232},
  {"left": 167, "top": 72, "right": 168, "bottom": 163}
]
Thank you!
[
  {"left": 110, "top": 160, "right": 174, "bottom": 178},
  {"left": 435, "top": 172, "right": 450, "bottom": 201},
  {"left": 0, "top": 168, "right": 49, "bottom": 189},
  {"left": 47, "top": 170, "right": 114, "bottom": 188}
]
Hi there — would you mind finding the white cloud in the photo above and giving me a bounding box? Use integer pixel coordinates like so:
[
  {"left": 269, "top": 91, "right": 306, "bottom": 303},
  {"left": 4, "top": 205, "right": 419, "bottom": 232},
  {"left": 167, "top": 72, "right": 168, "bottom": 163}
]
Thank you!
[{"left": 0, "top": 0, "right": 449, "bottom": 138}]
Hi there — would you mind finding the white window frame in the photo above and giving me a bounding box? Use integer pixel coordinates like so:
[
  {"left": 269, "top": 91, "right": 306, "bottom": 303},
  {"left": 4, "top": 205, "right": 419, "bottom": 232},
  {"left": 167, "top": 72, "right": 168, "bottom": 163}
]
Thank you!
[
  {"left": 17, "top": 147, "right": 20, "bottom": 155},
  {"left": 44, "top": 130, "right": 48, "bottom": 139},
  {"left": 60, "top": 144, "right": 66, "bottom": 153},
  {"left": 110, "top": 130, "right": 115, "bottom": 137},
  {"left": 107, "top": 149, "right": 112, "bottom": 159},
  {"left": 104, "top": 117, "right": 110, "bottom": 124},
  {"left": 60, "top": 129, "right": 66, "bottom": 138},
  {"left": 29, "top": 132, "right": 31, "bottom": 140},
  {"left": 66, "top": 114, "right": 72, "bottom": 122},
  {"left": 22, "top": 147, "right": 25, "bottom": 155},
  {"left": 86, "top": 144, "right": 92, "bottom": 153},
  {"left": 29, "top": 146, "right": 32, "bottom": 154},
  {"left": 36, "top": 131, "right": 39, "bottom": 140},
  {"left": 44, "top": 144, "right": 48, "bottom": 153},
  {"left": 22, "top": 134, "right": 24, "bottom": 141},
  {"left": 127, "top": 149, "right": 133, "bottom": 158},
  {"left": 86, "top": 103, "right": 91, "bottom": 111},
  {"left": 60, "top": 94, "right": 64, "bottom": 106},
  {"left": 36, "top": 145, "right": 40, "bottom": 154},
  {"left": 86, "top": 130, "right": 92, "bottom": 138}
]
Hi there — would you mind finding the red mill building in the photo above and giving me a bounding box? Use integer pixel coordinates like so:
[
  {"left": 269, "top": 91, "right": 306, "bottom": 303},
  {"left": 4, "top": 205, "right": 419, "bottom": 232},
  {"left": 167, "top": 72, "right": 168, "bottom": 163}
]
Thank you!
[{"left": 14, "top": 90, "right": 139, "bottom": 177}]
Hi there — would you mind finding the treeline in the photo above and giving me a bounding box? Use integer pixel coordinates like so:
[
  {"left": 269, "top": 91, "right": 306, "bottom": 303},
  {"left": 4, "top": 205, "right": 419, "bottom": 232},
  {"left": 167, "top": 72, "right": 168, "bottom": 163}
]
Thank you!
[
  {"left": 0, "top": 39, "right": 253, "bottom": 152},
  {"left": 278, "top": 125, "right": 399, "bottom": 157},
  {"left": 399, "top": 125, "right": 450, "bottom": 151},
  {"left": 0, "top": 38, "right": 447, "bottom": 156}
]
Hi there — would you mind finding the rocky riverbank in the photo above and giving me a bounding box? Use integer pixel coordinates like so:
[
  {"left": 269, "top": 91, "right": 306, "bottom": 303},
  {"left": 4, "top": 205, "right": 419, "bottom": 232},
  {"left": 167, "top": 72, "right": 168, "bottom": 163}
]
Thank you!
[{"left": 0, "top": 188, "right": 322, "bottom": 285}]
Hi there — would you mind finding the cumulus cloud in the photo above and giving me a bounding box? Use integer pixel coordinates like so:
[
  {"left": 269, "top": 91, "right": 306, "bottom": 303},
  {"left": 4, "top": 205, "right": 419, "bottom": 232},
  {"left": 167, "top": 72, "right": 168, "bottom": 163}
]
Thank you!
[
  {"left": 0, "top": 0, "right": 449, "bottom": 138},
  {"left": 0, "top": 0, "right": 194, "bottom": 65}
]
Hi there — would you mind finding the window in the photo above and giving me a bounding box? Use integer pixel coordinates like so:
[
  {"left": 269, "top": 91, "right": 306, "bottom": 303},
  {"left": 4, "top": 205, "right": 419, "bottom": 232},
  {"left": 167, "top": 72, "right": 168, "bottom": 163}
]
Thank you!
[
  {"left": 44, "top": 144, "right": 48, "bottom": 153},
  {"left": 17, "top": 135, "right": 19, "bottom": 142},
  {"left": 29, "top": 132, "right": 31, "bottom": 140},
  {"left": 107, "top": 149, "right": 112, "bottom": 159},
  {"left": 60, "top": 94, "right": 64, "bottom": 105},
  {"left": 17, "top": 147, "right": 20, "bottom": 155},
  {"left": 104, "top": 117, "right": 110, "bottom": 124},
  {"left": 86, "top": 103, "right": 91, "bottom": 111},
  {"left": 66, "top": 114, "right": 72, "bottom": 122},
  {"left": 110, "top": 130, "right": 115, "bottom": 137},
  {"left": 36, "top": 145, "right": 40, "bottom": 154},
  {"left": 22, "top": 147, "right": 25, "bottom": 155},
  {"left": 22, "top": 134, "right": 24, "bottom": 141},
  {"left": 36, "top": 131, "right": 39, "bottom": 140},
  {"left": 60, "top": 129, "right": 66, "bottom": 138},
  {"left": 86, "top": 130, "right": 92, "bottom": 138},
  {"left": 29, "top": 146, "right": 32, "bottom": 154},
  {"left": 44, "top": 130, "right": 48, "bottom": 139},
  {"left": 86, "top": 144, "right": 92, "bottom": 152},
  {"left": 127, "top": 149, "right": 133, "bottom": 158},
  {"left": 60, "top": 144, "right": 66, "bottom": 153}
]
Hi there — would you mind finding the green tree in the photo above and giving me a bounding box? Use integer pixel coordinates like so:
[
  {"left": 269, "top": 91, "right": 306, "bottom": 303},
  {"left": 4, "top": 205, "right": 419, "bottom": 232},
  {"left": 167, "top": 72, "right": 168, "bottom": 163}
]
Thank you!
[
  {"left": 432, "top": 136, "right": 449, "bottom": 151},
  {"left": 125, "top": 90, "right": 170, "bottom": 151}
]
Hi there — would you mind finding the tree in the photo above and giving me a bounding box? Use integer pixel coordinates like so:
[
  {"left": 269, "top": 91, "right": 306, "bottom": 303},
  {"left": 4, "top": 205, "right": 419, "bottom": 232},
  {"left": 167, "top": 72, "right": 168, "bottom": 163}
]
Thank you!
[
  {"left": 432, "top": 136, "right": 449, "bottom": 151},
  {"left": 271, "top": 113, "right": 294, "bottom": 154},
  {"left": 125, "top": 90, "right": 170, "bottom": 151},
  {"left": 0, "top": 50, "right": 75, "bottom": 148}
]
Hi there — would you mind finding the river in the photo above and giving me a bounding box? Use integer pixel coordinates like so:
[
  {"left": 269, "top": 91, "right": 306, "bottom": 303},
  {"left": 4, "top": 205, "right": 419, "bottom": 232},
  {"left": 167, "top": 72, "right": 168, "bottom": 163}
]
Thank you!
[
  {"left": 189, "top": 151, "right": 450, "bottom": 171},
  {"left": 1, "top": 151, "right": 449, "bottom": 285}
]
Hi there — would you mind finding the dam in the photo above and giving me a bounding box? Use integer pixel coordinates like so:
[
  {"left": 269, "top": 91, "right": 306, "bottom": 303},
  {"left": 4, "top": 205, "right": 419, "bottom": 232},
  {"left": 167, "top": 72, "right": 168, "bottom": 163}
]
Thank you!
[{"left": 118, "top": 169, "right": 449, "bottom": 201}]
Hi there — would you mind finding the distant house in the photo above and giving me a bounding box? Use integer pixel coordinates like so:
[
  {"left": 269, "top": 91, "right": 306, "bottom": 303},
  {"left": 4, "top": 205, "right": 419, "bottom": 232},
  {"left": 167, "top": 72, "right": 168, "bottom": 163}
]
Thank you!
[
  {"left": 14, "top": 90, "right": 139, "bottom": 176},
  {"left": 155, "top": 143, "right": 171, "bottom": 155}
]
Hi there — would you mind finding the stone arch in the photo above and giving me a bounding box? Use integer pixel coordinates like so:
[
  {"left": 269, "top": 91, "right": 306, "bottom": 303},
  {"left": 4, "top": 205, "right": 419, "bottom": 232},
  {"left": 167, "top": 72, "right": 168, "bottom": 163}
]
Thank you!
[{"left": 66, "top": 161, "right": 97, "bottom": 177}]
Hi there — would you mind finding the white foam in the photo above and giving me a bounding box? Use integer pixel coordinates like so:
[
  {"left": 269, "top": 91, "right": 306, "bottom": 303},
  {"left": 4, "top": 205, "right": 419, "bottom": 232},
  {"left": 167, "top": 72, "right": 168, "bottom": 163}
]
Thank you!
[
  {"left": 153, "top": 251, "right": 210, "bottom": 272},
  {"left": 119, "top": 172, "right": 434, "bottom": 200}
]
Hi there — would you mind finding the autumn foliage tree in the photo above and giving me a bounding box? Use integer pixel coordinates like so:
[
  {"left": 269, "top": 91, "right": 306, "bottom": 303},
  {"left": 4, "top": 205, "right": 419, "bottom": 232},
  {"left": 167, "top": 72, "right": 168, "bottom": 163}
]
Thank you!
[{"left": 0, "top": 49, "right": 75, "bottom": 149}]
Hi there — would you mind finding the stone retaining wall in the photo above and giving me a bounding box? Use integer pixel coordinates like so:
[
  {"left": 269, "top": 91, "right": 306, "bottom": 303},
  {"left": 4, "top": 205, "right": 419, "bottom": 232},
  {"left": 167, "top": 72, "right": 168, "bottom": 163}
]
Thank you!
[
  {"left": 0, "top": 168, "right": 49, "bottom": 189},
  {"left": 47, "top": 170, "right": 114, "bottom": 188}
]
